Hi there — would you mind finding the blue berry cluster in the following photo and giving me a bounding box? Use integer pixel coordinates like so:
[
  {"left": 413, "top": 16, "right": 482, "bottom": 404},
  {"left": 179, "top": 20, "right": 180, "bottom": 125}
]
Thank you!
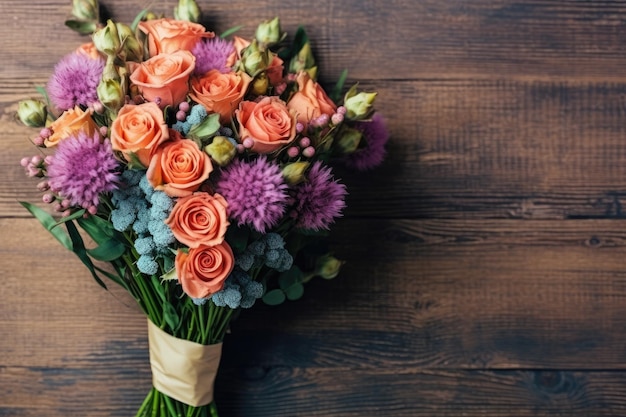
[
  {"left": 236, "top": 233, "right": 293, "bottom": 272},
  {"left": 172, "top": 104, "right": 208, "bottom": 136},
  {"left": 110, "top": 170, "right": 175, "bottom": 275},
  {"left": 204, "top": 268, "right": 264, "bottom": 309}
]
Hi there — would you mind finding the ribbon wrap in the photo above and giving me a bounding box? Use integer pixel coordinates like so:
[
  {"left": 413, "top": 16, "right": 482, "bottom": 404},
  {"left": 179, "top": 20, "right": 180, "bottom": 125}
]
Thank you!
[{"left": 147, "top": 319, "right": 223, "bottom": 407}]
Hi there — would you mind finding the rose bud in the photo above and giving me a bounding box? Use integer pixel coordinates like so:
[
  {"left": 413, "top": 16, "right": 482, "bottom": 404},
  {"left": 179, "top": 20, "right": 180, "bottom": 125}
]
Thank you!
[
  {"left": 97, "top": 78, "right": 124, "bottom": 111},
  {"left": 315, "top": 254, "right": 344, "bottom": 280},
  {"left": 255, "top": 17, "right": 284, "bottom": 46},
  {"left": 282, "top": 161, "right": 310, "bottom": 185},
  {"left": 174, "top": 0, "right": 201, "bottom": 23},
  {"left": 289, "top": 41, "right": 317, "bottom": 79},
  {"left": 17, "top": 99, "right": 47, "bottom": 127},
  {"left": 116, "top": 22, "right": 144, "bottom": 62},
  {"left": 344, "top": 86, "right": 377, "bottom": 120},
  {"left": 204, "top": 136, "right": 237, "bottom": 167},
  {"left": 335, "top": 127, "right": 363, "bottom": 154},
  {"left": 71, "top": 0, "right": 98, "bottom": 21},
  {"left": 251, "top": 72, "right": 269, "bottom": 96},
  {"left": 240, "top": 40, "right": 271, "bottom": 76},
  {"left": 93, "top": 19, "right": 121, "bottom": 55}
]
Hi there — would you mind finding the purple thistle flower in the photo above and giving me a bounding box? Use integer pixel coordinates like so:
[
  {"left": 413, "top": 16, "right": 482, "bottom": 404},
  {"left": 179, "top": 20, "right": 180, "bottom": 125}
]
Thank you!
[
  {"left": 47, "top": 52, "right": 105, "bottom": 111},
  {"left": 216, "top": 156, "right": 289, "bottom": 233},
  {"left": 345, "top": 113, "right": 390, "bottom": 171},
  {"left": 192, "top": 37, "right": 235, "bottom": 75},
  {"left": 47, "top": 132, "right": 120, "bottom": 209},
  {"left": 292, "top": 161, "right": 347, "bottom": 231}
]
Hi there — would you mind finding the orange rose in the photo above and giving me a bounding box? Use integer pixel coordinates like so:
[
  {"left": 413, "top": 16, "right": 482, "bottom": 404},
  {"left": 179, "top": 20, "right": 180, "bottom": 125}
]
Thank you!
[
  {"left": 165, "top": 192, "right": 229, "bottom": 248},
  {"left": 147, "top": 130, "right": 213, "bottom": 197},
  {"left": 130, "top": 50, "right": 196, "bottom": 109},
  {"left": 175, "top": 242, "right": 234, "bottom": 299},
  {"left": 109, "top": 102, "right": 169, "bottom": 166},
  {"left": 189, "top": 70, "right": 252, "bottom": 123},
  {"left": 138, "top": 18, "right": 214, "bottom": 57},
  {"left": 45, "top": 106, "right": 98, "bottom": 147},
  {"left": 236, "top": 96, "right": 297, "bottom": 153},
  {"left": 287, "top": 71, "right": 337, "bottom": 124}
]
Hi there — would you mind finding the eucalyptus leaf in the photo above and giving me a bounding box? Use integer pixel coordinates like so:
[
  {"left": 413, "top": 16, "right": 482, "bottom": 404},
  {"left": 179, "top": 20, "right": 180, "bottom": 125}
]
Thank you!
[
  {"left": 19, "top": 202, "right": 72, "bottom": 250},
  {"left": 188, "top": 113, "right": 221, "bottom": 141},
  {"left": 278, "top": 266, "right": 304, "bottom": 290},
  {"left": 225, "top": 225, "right": 250, "bottom": 253},
  {"left": 278, "top": 25, "right": 308, "bottom": 62},
  {"left": 131, "top": 9, "right": 150, "bottom": 32},
  {"left": 284, "top": 283, "right": 304, "bottom": 301},
  {"left": 331, "top": 69, "right": 349, "bottom": 103},
  {"left": 262, "top": 289, "right": 286, "bottom": 306}
]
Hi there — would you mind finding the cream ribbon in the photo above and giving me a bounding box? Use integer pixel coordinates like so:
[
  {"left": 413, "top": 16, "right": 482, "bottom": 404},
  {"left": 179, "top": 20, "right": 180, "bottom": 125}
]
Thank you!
[{"left": 147, "top": 319, "right": 223, "bottom": 406}]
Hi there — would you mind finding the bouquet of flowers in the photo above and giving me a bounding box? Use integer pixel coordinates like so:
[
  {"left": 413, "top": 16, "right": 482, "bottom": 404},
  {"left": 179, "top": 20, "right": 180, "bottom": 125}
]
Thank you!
[{"left": 16, "top": 0, "right": 389, "bottom": 415}]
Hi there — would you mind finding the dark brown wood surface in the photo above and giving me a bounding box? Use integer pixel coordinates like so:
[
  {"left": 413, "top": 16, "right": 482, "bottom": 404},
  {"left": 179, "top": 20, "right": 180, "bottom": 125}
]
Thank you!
[{"left": 3, "top": 0, "right": 626, "bottom": 416}]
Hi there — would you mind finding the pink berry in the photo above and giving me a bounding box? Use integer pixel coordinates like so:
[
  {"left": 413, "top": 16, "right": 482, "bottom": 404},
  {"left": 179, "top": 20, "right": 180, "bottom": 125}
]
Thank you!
[
  {"left": 39, "top": 128, "right": 52, "bottom": 138},
  {"left": 52, "top": 202, "right": 63, "bottom": 212},
  {"left": 36, "top": 180, "right": 49, "bottom": 192},
  {"left": 299, "top": 137, "right": 311, "bottom": 148},
  {"left": 236, "top": 144, "right": 245, "bottom": 153},
  {"left": 316, "top": 114, "right": 329, "bottom": 126},
  {"left": 243, "top": 138, "right": 255, "bottom": 148},
  {"left": 92, "top": 101, "right": 105, "bottom": 114},
  {"left": 302, "top": 146, "right": 315, "bottom": 158},
  {"left": 331, "top": 113, "right": 344, "bottom": 125},
  {"left": 337, "top": 106, "right": 347, "bottom": 115},
  {"left": 179, "top": 102, "right": 190, "bottom": 112},
  {"left": 32, "top": 136, "right": 45, "bottom": 147},
  {"left": 88, "top": 205, "right": 98, "bottom": 215},
  {"left": 296, "top": 123, "right": 305, "bottom": 133},
  {"left": 20, "top": 157, "right": 30, "bottom": 167},
  {"left": 42, "top": 193, "right": 55, "bottom": 204},
  {"left": 287, "top": 146, "right": 300, "bottom": 158},
  {"left": 99, "top": 126, "right": 108, "bottom": 137},
  {"left": 274, "top": 83, "right": 287, "bottom": 95},
  {"left": 31, "top": 155, "right": 43, "bottom": 166},
  {"left": 176, "top": 110, "right": 187, "bottom": 121}
]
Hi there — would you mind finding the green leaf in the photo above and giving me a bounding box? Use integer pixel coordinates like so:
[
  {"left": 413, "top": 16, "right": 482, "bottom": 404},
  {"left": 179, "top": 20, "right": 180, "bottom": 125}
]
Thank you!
[
  {"left": 163, "top": 301, "right": 180, "bottom": 332},
  {"left": 284, "top": 283, "right": 304, "bottom": 301},
  {"left": 54, "top": 209, "right": 86, "bottom": 226},
  {"left": 220, "top": 25, "right": 244, "bottom": 38},
  {"left": 64, "top": 19, "right": 97, "bottom": 34},
  {"left": 278, "top": 266, "right": 304, "bottom": 290},
  {"left": 87, "top": 239, "right": 126, "bottom": 262},
  {"left": 278, "top": 25, "right": 309, "bottom": 62},
  {"left": 331, "top": 69, "right": 349, "bottom": 103},
  {"left": 151, "top": 275, "right": 166, "bottom": 302},
  {"left": 77, "top": 215, "right": 116, "bottom": 244},
  {"left": 188, "top": 112, "right": 221, "bottom": 142},
  {"left": 131, "top": 9, "right": 150, "bottom": 32},
  {"left": 65, "top": 220, "right": 108, "bottom": 290},
  {"left": 225, "top": 225, "right": 250, "bottom": 253},
  {"left": 20, "top": 202, "right": 72, "bottom": 250},
  {"left": 262, "top": 289, "right": 286, "bottom": 306}
]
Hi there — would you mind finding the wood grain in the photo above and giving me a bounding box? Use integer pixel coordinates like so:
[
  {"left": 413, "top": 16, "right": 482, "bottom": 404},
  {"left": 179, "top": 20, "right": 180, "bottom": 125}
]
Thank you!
[{"left": 4, "top": 0, "right": 626, "bottom": 416}]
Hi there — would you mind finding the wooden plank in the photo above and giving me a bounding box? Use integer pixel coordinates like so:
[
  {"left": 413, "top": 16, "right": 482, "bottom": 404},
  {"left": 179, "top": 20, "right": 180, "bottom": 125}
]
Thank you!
[
  {"left": 5, "top": 0, "right": 626, "bottom": 81},
  {"left": 4, "top": 218, "right": 626, "bottom": 372},
  {"left": 4, "top": 79, "right": 626, "bottom": 219},
  {"left": 3, "top": 366, "right": 626, "bottom": 416}
]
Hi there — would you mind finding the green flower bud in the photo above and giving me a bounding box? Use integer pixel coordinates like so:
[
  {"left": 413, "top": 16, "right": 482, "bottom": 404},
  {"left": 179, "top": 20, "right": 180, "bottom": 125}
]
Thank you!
[
  {"left": 344, "top": 85, "right": 377, "bottom": 120},
  {"left": 251, "top": 72, "right": 269, "bottom": 96},
  {"left": 240, "top": 40, "right": 271, "bottom": 76},
  {"left": 116, "top": 23, "right": 144, "bottom": 62},
  {"left": 255, "top": 17, "right": 284, "bottom": 46},
  {"left": 17, "top": 99, "right": 47, "bottom": 127},
  {"left": 204, "top": 136, "right": 236, "bottom": 166},
  {"left": 289, "top": 42, "right": 316, "bottom": 77},
  {"left": 335, "top": 127, "right": 362, "bottom": 154},
  {"left": 315, "top": 254, "right": 344, "bottom": 280},
  {"left": 101, "top": 56, "right": 120, "bottom": 82},
  {"left": 174, "top": 0, "right": 201, "bottom": 23},
  {"left": 282, "top": 161, "right": 310, "bottom": 185},
  {"left": 97, "top": 78, "right": 124, "bottom": 111},
  {"left": 93, "top": 19, "right": 120, "bottom": 55},
  {"left": 71, "top": 0, "right": 98, "bottom": 21}
]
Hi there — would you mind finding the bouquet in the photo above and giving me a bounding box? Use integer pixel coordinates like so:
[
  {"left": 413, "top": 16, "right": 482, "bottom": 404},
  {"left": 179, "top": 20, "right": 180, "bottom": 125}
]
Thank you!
[{"left": 16, "top": 0, "right": 389, "bottom": 415}]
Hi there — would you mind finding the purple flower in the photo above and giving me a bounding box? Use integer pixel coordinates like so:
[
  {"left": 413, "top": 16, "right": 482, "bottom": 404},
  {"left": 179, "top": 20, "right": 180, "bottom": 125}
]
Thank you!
[
  {"left": 216, "top": 156, "right": 289, "bottom": 233},
  {"left": 47, "top": 132, "right": 120, "bottom": 210},
  {"left": 47, "top": 52, "right": 105, "bottom": 111},
  {"left": 345, "top": 113, "right": 389, "bottom": 171},
  {"left": 192, "top": 37, "right": 235, "bottom": 75},
  {"left": 292, "top": 161, "right": 347, "bottom": 231}
]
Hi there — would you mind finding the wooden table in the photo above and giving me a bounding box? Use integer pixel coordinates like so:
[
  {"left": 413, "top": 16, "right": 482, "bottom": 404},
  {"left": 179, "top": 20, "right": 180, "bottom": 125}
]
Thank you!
[{"left": 3, "top": 0, "right": 626, "bottom": 415}]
